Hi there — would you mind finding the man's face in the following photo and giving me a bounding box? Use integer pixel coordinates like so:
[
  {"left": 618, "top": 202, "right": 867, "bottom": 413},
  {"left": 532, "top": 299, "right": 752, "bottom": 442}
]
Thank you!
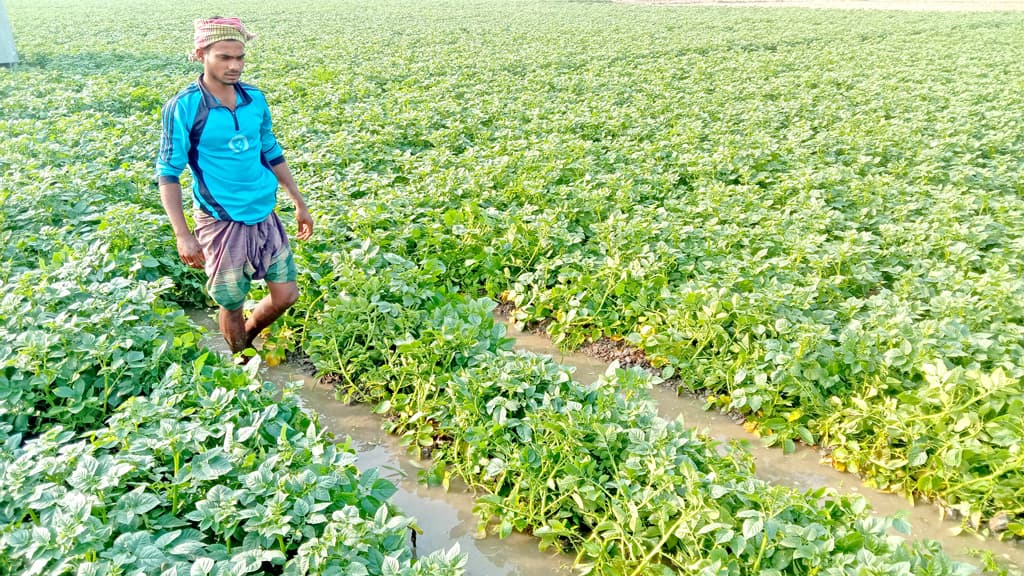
[{"left": 201, "top": 40, "right": 245, "bottom": 87}]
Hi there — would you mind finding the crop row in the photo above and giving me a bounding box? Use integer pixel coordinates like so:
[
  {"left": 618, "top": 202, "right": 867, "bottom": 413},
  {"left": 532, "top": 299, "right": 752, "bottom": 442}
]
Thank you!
[
  {"left": 0, "top": 177, "right": 970, "bottom": 575},
  {"left": 247, "top": 0, "right": 1023, "bottom": 532},
  {"left": 287, "top": 250, "right": 972, "bottom": 573}
]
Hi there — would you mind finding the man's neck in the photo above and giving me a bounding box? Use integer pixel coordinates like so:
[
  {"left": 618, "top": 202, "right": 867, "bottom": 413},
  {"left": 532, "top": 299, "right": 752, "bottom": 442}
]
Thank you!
[{"left": 200, "top": 75, "right": 237, "bottom": 107}]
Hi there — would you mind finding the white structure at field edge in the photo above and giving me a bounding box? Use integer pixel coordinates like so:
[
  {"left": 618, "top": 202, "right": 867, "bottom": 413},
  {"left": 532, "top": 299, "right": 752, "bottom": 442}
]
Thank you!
[{"left": 0, "top": 0, "right": 17, "bottom": 66}]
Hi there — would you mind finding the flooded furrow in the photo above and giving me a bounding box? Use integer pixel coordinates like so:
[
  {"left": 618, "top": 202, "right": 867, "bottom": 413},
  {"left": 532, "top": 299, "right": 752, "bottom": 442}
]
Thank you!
[
  {"left": 189, "top": 310, "right": 569, "bottom": 576},
  {"left": 505, "top": 322, "right": 1024, "bottom": 571},
  {"left": 189, "top": 308, "right": 1022, "bottom": 573},
  {"left": 277, "top": 370, "right": 572, "bottom": 576}
]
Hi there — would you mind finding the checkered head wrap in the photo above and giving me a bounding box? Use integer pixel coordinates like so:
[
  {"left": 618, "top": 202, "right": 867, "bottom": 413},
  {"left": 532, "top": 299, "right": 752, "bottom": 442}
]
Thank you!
[{"left": 190, "top": 17, "right": 256, "bottom": 61}]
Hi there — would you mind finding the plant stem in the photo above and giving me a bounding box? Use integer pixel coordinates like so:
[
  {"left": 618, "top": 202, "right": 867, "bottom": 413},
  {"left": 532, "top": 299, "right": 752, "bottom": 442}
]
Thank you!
[{"left": 627, "top": 513, "right": 687, "bottom": 576}]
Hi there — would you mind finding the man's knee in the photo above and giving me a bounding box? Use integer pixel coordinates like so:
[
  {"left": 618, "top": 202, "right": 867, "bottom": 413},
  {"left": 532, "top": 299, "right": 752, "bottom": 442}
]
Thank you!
[{"left": 271, "top": 282, "right": 299, "bottom": 310}]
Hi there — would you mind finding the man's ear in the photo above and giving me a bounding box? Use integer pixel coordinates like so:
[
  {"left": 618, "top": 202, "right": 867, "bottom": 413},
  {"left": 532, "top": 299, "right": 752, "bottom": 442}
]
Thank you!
[{"left": 194, "top": 47, "right": 205, "bottom": 62}]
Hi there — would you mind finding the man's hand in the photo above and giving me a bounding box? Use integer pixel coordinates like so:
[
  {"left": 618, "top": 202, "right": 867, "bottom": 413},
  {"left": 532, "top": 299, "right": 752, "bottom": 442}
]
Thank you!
[
  {"left": 296, "top": 207, "right": 314, "bottom": 241},
  {"left": 270, "top": 160, "right": 313, "bottom": 241},
  {"left": 177, "top": 233, "right": 206, "bottom": 269},
  {"left": 161, "top": 182, "right": 206, "bottom": 269}
]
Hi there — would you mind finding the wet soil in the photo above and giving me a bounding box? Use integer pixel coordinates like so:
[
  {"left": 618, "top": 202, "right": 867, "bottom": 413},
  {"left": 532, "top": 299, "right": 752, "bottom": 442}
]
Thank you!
[{"left": 281, "top": 374, "right": 573, "bottom": 576}]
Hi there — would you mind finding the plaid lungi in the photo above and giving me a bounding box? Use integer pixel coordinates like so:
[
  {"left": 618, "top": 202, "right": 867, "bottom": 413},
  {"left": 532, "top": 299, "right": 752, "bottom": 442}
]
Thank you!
[{"left": 193, "top": 210, "right": 296, "bottom": 310}]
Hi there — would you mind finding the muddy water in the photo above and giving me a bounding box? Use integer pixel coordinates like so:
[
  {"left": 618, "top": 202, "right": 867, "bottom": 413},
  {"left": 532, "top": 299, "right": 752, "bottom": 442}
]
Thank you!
[
  {"left": 275, "top": 371, "right": 572, "bottom": 575},
  {"left": 188, "top": 310, "right": 567, "bottom": 576},
  {"left": 505, "top": 323, "right": 1024, "bottom": 572},
  {"left": 188, "top": 308, "right": 1022, "bottom": 573}
]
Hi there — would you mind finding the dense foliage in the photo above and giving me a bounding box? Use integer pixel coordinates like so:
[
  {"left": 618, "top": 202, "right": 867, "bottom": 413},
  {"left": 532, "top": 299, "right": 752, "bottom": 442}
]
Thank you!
[
  {"left": 0, "top": 190, "right": 465, "bottom": 575},
  {"left": 283, "top": 1, "right": 1023, "bottom": 533},
  {"left": 2, "top": 0, "right": 1021, "bottom": 573},
  {"left": 0, "top": 8, "right": 465, "bottom": 571},
  {"left": 256, "top": 0, "right": 1024, "bottom": 535}
]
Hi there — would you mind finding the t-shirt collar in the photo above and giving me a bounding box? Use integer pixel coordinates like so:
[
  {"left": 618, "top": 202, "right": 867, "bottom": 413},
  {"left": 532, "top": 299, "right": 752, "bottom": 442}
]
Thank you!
[{"left": 196, "top": 73, "right": 253, "bottom": 108}]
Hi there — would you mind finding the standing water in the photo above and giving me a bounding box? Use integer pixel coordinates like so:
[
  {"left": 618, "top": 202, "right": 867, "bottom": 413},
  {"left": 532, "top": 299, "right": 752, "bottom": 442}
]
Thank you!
[
  {"left": 189, "top": 310, "right": 569, "bottom": 576},
  {"left": 277, "top": 372, "right": 574, "bottom": 575},
  {"left": 189, "top": 309, "right": 1022, "bottom": 574},
  {"left": 504, "top": 321, "right": 1024, "bottom": 572}
]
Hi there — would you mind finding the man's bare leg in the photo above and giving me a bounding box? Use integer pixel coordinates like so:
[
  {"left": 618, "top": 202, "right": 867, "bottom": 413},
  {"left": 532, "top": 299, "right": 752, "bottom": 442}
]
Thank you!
[
  {"left": 219, "top": 306, "right": 250, "bottom": 354},
  {"left": 219, "top": 282, "right": 299, "bottom": 354},
  {"left": 244, "top": 281, "right": 300, "bottom": 348}
]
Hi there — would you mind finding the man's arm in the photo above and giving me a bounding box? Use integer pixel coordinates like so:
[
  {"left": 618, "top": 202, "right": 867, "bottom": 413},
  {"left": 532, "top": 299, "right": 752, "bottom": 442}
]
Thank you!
[
  {"left": 160, "top": 181, "right": 206, "bottom": 269},
  {"left": 271, "top": 160, "right": 313, "bottom": 241},
  {"left": 157, "top": 95, "right": 204, "bottom": 268}
]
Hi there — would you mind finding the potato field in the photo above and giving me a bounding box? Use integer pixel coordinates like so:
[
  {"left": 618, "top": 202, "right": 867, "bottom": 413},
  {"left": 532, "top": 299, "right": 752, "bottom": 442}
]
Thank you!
[{"left": 1, "top": 0, "right": 1022, "bottom": 574}]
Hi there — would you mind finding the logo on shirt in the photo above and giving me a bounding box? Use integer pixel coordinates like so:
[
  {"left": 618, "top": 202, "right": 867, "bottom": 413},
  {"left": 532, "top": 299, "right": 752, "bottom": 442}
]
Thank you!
[{"left": 229, "top": 135, "right": 250, "bottom": 154}]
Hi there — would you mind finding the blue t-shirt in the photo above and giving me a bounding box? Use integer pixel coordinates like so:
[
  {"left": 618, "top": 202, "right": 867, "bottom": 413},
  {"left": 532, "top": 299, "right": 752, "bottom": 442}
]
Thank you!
[{"left": 156, "top": 75, "right": 284, "bottom": 225}]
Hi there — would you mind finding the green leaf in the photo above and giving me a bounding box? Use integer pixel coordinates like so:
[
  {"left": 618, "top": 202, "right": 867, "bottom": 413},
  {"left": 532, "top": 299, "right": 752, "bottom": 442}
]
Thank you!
[
  {"left": 190, "top": 558, "right": 215, "bottom": 576},
  {"left": 190, "top": 449, "right": 232, "bottom": 481}
]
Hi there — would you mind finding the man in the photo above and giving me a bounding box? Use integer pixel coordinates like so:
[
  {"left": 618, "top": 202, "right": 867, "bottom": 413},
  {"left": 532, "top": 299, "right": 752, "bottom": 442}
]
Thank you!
[{"left": 157, "top": 17, "right": 313, "bottom": 355}]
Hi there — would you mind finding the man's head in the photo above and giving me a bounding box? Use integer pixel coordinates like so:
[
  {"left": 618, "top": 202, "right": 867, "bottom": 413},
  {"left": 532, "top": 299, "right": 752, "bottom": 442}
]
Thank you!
[
  {"left": 197, "top": 40, "right": 245, "bottom": 87},
  {"left": 190, "top": 17, "right": 255, "bottom": 85}
]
